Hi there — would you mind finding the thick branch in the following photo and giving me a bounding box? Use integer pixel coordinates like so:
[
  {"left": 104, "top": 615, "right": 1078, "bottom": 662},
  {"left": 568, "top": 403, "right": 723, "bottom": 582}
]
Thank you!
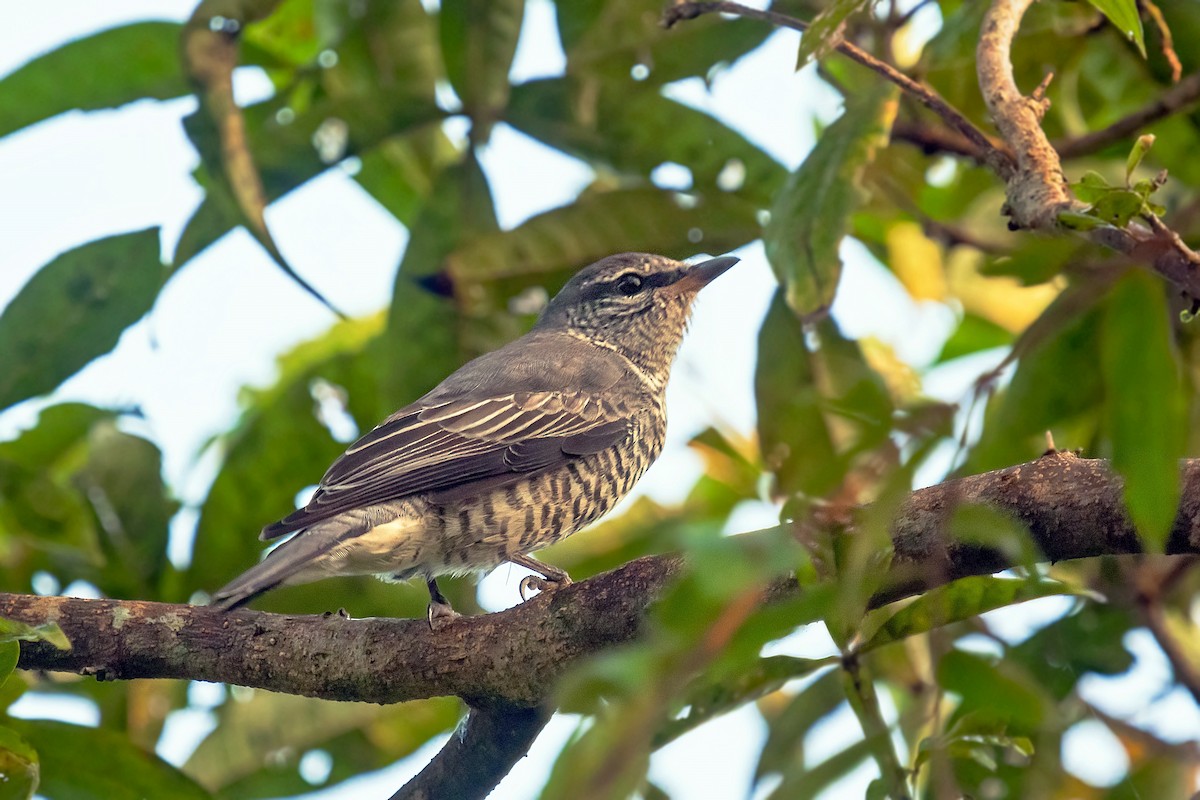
[
  {"left": 976, "top": 0, "right": 1074, "bottom": 229},
  {"left": 390, "top": 703, "right": 551, "bottom": 800},
  {"left": 6, "top": 453, "right": 1200, "bottom": 707}
]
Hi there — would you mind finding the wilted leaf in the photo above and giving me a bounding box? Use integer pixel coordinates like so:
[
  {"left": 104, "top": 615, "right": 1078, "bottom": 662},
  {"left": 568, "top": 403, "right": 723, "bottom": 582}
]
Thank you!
[
  {"left": 0, "top": 229, "right": 161, "bottom": 412},
  {"left": 765, "top": 84, "right": 897, "bottom": 317},
  {"left": 1101, "top": 270, "right": 1185, "bottom": 552},
  {"left": 0, "top": 23, "right": 187, "bottom": 139}
]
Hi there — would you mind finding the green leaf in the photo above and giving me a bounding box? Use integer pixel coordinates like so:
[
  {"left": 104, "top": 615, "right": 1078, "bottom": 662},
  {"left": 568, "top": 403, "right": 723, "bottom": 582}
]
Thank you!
[
  {"left": 756, "top": 668, "right": 845, "bottom": 781},
  {"left": 938, "top": 650, "right": 1054, "bottom": 732},
  {"left": 1085, "top": 0, "right": 1146, "bottom": 57},
  {"left": 0, "top": 617, "right": 69, "bottom": 651},
  {"left": 769, "top": 735, "right": 875, "bottom": 800},
  {"left": 0, "top": 23, "right": 188, "bottom": 139},
  {"left": 862, "top": 576, "right": 1091, "bottom": 651},
  {"left": 1101, "top": 270, "right": 1186, "bottom": 552},
  {"left": 186, "top": 694, "right": 458, "bottom": 796},
  {"left": 796, "top": 0, "right": 873, "bottom": 68},
  {"left": 506, "top": 79, "right": 786, "bottom": 205},
  {"left": 73, "top": 422, "right": 179, "bottom": 599},
  {"left": 754, "top": 294, "right": 839, "bottom": 498},
  {"left": 0, "top": 724, "right": 39, "bottom": 800},
  {"left": 765, "top": 84, "right": 897, "bottom": 317},
  {"left": 655, "top": 654, "right": 837, "bottom": 749},
  {"left": 0, "top": 229, "right": 162, "bottom": 412},
  {"left": 0, "top": 643, "right": 18, "bottom": 687},
  {"left": 1126, "top": 134, "right": 1155, "bottom": 182},
  {"left": 6, "top": 719, "right": 210, "bottom": 800},
  {"left": 936, "top": 314, "right": 1013, "bottom": 363},
  {"left": 445, "top": 187, "right": 762, "bottom": 282},
  {"left": 440, "top": 0, "right": 524, "bottom": 140}
]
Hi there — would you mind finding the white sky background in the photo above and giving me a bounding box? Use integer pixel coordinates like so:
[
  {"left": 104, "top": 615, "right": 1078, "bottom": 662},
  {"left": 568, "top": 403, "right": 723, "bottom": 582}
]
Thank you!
[{"left": 0, "top": 1, "right": 1197, "bottom": 798}]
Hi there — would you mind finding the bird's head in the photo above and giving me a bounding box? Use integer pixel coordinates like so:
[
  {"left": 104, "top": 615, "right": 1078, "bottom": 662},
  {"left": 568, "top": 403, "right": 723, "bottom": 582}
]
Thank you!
[{"left": 534, "top": 252, "right": 739, "bottom": 379}]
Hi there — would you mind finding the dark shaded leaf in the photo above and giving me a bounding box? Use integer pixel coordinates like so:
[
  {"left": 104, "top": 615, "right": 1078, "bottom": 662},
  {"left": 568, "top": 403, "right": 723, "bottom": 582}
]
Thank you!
[
  {"left": 765, "top": 85, "right": 897, "bottom": 317},
  {"left": 440, "top": 0, "right": 524, "bottom": 140},
  {"left": 1101, "top": 270, "right": 1185, "bottom": 552},
  {"left": 0, "top": 229, "right": 162, "bottom": 412},
  {"left": 939, "top": 650, "right": 1055, "bottom": 732},
  {"left": 0, "top": 23, "right": 188, "bottom": 139},
  {"left": 506, "top": 79, "right": 786, "bottom": 204},
  {"left": 754, "top": 293, "right": 839, "bottom": 498}
]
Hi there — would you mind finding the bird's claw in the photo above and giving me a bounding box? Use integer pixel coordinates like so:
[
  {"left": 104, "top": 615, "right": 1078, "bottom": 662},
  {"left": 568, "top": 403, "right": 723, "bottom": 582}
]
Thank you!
[
  {"left": 519, "top": 574, "right": 571, "bottom": 602},
  {"left": 427, "top": 601, "right": 461, "bottom": 631}
]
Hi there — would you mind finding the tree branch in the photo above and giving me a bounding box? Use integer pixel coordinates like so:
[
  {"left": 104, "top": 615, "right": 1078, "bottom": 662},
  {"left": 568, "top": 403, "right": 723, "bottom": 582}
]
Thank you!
[
  {"left": 390, "top": 702, "right": 552, "bottom": 800},
  {"left": 662, "top": 1, "right": 1015, "bottom": 178},
  {"left": 7, "top": 452, "right": 1200, "bottom": 708},
  {"left": 1055, "top": 70, "right": 1200, "bottom": 160}
]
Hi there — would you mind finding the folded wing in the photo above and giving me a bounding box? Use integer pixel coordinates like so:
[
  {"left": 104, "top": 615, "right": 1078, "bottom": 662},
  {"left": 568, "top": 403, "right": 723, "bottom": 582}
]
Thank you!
[{"left": 260, "top": 390, "right": 634, "bottom": 540}]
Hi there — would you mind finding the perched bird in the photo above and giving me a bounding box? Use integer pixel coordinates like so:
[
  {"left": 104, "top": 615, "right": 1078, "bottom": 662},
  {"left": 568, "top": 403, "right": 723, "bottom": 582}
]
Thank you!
[{"left": 211, "top": 252, "right": 738, "bottom": 623}]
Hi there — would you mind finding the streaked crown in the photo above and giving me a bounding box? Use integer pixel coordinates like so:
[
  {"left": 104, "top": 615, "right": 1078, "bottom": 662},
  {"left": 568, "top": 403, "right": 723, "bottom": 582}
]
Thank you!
[{"left": 534, "top": 252, "right": 738, "bottom": 382}]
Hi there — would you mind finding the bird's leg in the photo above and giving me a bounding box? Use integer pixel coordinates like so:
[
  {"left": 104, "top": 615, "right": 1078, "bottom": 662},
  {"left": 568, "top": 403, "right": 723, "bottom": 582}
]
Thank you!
[
  {"left": 425, "top": 577, "right": 460, "bottom": 630},
  {"left": 509, "top": 553, "right": 573, "bottom": 601}
]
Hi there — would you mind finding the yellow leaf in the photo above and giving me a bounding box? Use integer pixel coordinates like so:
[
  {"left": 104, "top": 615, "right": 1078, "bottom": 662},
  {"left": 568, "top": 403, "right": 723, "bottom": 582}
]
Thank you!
[
  {"left": 947, "top": 250, "right": 1061, "bottom": 333},
  {"left": 885, "top": 221, "right": 946, "bottom": 301}
]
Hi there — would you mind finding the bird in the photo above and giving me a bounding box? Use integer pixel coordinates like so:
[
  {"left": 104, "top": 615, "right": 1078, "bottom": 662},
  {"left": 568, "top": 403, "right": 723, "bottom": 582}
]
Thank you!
[{"left": 210, "top": 251, "right": 739, "bottom": 624}]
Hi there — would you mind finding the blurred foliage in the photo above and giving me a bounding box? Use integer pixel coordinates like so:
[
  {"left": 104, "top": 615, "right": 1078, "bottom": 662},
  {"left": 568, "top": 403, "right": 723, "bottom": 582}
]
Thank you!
[{"left": 1, "top": 0, "right": 1200, "bottom": 797}]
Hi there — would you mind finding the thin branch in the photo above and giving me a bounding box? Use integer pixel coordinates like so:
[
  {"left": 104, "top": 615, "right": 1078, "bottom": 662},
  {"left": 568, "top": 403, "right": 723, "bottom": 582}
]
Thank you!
[
  {"left": 1056, "top": 71, "right": 1200, "bottom": 159},
  {"left": 1135, "top": 559, "right": 1200, "bottom": 708},
  {"left": 662, "top": 1, "right": 1015, "bottom": 178},
  {"left": 390, "top": 702, "right": 552, "bottom": 800}
]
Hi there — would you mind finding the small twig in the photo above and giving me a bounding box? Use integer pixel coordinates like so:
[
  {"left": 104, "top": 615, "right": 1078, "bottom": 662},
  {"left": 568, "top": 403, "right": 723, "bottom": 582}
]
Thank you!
[
  {"left": 841, "top": 654, "right": 912, "bottom": 799},
  {"left": 390, "top": 702, "right": 552, "bottom": 800},
  {"left": 1056, "top": 71, "right": 1200, "bottom": 159},
  {"left": 663, "top": 1, "right": 1015, "bottom": 179},
  {"left": 1135, "top": 565, "right": 1200, "bottom": 708},
  {"left": 1142, "top": 0, "right": 1183, "bottom": 83}
]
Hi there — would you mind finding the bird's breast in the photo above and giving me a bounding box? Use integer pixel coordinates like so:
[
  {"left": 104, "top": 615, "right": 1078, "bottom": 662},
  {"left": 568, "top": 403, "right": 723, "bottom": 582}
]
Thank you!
[{"left": 428, "top": 409, "right": 667, "bottom": 572}]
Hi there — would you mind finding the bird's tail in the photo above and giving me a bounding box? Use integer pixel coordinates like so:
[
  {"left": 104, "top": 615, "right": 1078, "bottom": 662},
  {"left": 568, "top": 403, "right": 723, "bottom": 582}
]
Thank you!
[{"left": 210, "top": 514, "right": 367, "bottom": 611}]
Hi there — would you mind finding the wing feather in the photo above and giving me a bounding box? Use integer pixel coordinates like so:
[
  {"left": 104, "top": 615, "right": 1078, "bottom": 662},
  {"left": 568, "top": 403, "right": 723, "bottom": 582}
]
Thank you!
[{"left": 260, "top": 390, "right": 634, "bottom": 540}]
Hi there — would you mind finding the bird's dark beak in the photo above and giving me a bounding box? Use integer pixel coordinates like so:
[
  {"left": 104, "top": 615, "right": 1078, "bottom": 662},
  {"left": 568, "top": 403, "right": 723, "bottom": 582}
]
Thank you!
[{"left": 670, "top": 255, "right": 740, "bottom": 294}]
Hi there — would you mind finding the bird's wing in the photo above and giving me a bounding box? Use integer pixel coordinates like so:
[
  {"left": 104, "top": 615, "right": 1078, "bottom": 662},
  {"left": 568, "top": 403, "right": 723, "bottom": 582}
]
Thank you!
[{"left": 260, "top": 390, "right": 635, "bottom": 539}]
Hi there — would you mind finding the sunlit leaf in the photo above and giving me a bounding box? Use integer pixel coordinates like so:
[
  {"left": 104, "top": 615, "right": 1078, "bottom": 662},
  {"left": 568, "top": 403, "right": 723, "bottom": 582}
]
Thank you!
[
  {"left": 936, "top": 313, "right": 1013, "bottom": 363},
  {"left": 1101, "top": 270, "right": 1185, "bottom": 552},
  {"left": 0, "top": 23, "right": 187, "bottom": 139},
  {"left": 1085, "top": 0, "right": 1146, "bottom": 56},
  {"left": 862, "top": 576, "right": 1092, "bottom": 651},
  {"left": 0, "top": 228, "right": 162, "bottom": 412},
  {"left": 765, "top": 84, "right": 897, "bottom": 317},
  {"left": 0, "top": 724, "right": 38, "bottom": 800},
  {"left": 796, "top": 0, "right": 872, "bottom": 68},
  {"left": 0, "top": 617, "right": 69, "bottom": 651}
]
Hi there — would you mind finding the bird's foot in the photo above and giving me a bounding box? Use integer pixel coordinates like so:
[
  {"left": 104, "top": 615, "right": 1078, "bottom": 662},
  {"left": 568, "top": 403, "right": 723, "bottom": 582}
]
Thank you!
[
  {"left": 427, "top": 600, "right": 462, "bottom": 631},
  {"left": 519, "top": 573, "right": 572, "bottom": 601}
]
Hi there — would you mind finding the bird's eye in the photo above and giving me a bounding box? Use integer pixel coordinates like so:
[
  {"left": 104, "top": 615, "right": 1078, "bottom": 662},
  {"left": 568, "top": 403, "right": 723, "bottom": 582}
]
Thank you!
[{"left": 614, "top": 273, "right": 643, "bottom": 296}]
